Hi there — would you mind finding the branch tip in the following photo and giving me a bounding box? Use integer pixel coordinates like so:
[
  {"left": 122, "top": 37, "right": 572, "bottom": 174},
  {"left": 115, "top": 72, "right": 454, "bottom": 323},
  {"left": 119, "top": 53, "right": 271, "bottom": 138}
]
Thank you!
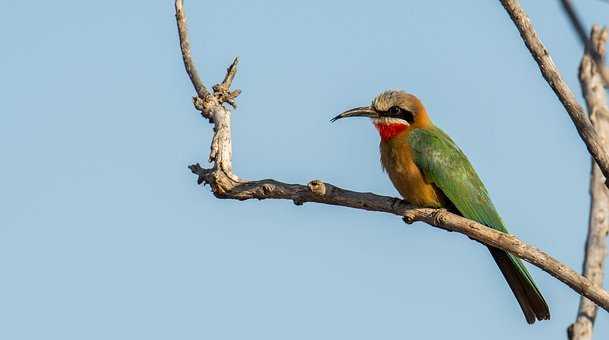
[
  {"left": 175, "top": 0, "right": 210, "bottom": 99},
  {"left": 212, "top": 57, "right": 241, "bottom": 108},
  {"left": 560, "top": 1, "right": 609, "bottom": 87}
]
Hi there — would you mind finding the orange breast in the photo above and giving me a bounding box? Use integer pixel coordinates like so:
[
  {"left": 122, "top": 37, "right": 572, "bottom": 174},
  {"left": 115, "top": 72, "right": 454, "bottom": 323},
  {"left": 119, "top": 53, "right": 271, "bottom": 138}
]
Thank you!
[{"left": 379, "top": 130, "right": 445, "bottom": 208}]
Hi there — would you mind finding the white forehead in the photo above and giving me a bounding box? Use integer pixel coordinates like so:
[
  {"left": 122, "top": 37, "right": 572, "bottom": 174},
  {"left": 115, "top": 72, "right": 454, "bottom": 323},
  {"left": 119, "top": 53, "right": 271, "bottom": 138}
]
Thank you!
[{"left": 372, "top": 90, "right": 407, "bottom": 112}]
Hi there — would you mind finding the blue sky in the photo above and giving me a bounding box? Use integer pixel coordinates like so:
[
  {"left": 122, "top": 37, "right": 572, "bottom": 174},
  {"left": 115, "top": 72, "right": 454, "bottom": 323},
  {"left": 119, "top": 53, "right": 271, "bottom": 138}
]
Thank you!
[{"left": 2, "top": 1, "right": 609, "bottom": 339}]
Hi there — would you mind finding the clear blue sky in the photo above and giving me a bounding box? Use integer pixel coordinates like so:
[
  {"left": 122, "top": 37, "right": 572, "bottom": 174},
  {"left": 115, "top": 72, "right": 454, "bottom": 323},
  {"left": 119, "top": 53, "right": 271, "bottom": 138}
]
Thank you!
[{"left": 2, "top": 1, "right": 608, "bottom": 339}]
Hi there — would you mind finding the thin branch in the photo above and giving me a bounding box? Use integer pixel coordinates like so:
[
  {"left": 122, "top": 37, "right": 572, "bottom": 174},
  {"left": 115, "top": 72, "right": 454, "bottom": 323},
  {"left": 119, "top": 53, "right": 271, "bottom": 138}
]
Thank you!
[
  {"left": 175, "top": 0, "right": 209, "bottom": 101},
  {"left": 499, "top": 0, "right": 609, "bottom": 187},
  {"left": 560, "top": 0, "right": 589, "bottom": 46},
  {"left": 568, "top": 25, "right": 609, "bottom": 340},
  {"left": 175, "top": 0, "right": 240, "bottom": 179},
  {"left": 175, "top": 0, "right": 609, "bottom": 315},
  {"left": 213, "top": 57, "right": 241, "bottom": 109},
  {"left": 559, "top": 0, "right": 609, "bottom": 87}
]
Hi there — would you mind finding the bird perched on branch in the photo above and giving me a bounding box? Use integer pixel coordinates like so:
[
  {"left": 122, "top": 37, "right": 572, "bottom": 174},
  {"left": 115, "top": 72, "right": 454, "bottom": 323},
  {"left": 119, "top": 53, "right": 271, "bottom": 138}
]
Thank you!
[{"left": 331, "top": 90, "right": 550, "bottom": 324}]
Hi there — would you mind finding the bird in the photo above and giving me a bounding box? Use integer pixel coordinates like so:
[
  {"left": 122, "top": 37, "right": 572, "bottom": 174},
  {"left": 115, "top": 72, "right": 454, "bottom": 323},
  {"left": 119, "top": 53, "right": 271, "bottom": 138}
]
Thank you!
[{"left": 331, "top": 90, "right": 550, "bottom": 324}]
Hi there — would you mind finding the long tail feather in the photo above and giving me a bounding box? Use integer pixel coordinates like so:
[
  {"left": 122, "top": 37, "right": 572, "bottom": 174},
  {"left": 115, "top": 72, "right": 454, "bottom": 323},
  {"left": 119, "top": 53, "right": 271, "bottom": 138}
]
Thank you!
[{"left": 489, "top": 247, "right": 550, "bottom": 324}]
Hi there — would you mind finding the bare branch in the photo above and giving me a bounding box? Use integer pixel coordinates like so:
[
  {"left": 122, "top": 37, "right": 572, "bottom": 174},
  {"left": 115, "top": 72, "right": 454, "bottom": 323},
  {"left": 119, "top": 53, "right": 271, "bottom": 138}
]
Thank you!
[
  {"left": 175, "top": 0, "right": 209, "bottom": 101},
  {"left": 568, "top": 25, "right": 609, "bottom": 340},
  {"left": 559, "top": 0, "right": 609, "bottom": 87},
  {"left": 175, "top": 0, "right": 240, "bottom": 179},
  {"left": 174, "top": 0, "right": 609, "bottom": 315},
  {"left": 213, "top": 57, "right": 241, "bottom": 109},
  {"left": 188, "top": 160, "right": 609, "bottom": 313},
  {"left": 499, "top": 0, "right": 609, "bottom": 187},
  {"left": 175, "top": 0, "right": 241, "bottom": 120}
]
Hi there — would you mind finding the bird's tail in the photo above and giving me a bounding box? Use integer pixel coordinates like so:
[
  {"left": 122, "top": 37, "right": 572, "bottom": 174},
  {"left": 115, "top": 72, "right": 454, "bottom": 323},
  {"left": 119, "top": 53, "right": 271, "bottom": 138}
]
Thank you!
[{"left": 488, "top": 247, "right": 550, "bottom": 324}]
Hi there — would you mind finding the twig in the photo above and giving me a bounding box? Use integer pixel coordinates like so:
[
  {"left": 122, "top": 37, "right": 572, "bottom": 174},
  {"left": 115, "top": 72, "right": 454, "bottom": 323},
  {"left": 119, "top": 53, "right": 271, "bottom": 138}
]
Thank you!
[
  {"left": 175, "top": 0, "right": 209, "bottom": 101},
  {"left": 559, "top": 0, "right": 609, "bottom": 87},
  {"left": 174, "top": 0, "right": 609, "bottom": 314},
  {"left": 213, "top": 57, "right": 241, "bottom": 109},
  {"left": 568, "top": 25, "right": 609, "bottom": 340},
  {"left": 500, "top": 0, "right": 609, "bottom": 187},
  {"left": 560, "top": 0, "right": 589, "bottom": 46}
]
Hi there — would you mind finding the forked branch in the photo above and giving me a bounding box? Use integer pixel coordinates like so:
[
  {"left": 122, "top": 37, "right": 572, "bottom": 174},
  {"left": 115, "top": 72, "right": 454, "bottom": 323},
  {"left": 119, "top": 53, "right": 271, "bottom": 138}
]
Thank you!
[{"left": 175, "top": 0, "right": 609, "bottom": 316}]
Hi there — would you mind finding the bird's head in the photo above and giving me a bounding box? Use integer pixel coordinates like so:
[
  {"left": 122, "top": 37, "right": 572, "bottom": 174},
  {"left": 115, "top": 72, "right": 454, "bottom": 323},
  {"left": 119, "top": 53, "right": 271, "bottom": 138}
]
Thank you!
[{"left": 331, "top": 90, "right": 431, "bottom": 141}]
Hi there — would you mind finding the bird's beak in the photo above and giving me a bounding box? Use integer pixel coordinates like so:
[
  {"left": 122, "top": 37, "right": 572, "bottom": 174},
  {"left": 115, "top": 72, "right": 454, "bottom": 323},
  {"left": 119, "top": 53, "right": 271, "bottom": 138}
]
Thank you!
[{"left": 330, "top": 106, "right": 378, "bottom": 123}]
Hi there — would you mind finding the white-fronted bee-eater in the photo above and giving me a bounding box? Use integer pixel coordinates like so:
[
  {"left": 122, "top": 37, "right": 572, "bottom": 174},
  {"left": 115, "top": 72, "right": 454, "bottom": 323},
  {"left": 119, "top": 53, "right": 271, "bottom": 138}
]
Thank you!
[{"left": 331, "top": 90, "right": 550, "bottom": 324}]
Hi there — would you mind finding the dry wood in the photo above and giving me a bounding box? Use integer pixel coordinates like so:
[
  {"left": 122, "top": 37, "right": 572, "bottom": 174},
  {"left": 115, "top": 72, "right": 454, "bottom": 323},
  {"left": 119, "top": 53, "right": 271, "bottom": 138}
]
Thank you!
[
  {"left": 500, "top": 0, "right": 609, "bottom": 186},
  {"left": 568, "top": 26, "right": 609, "bottom": 340},
  {"left": 559, "top": 0, "right": 609, "bottom": 87},
  {"left": 175, "top": 0, "right": 609, "bottom": 318}
]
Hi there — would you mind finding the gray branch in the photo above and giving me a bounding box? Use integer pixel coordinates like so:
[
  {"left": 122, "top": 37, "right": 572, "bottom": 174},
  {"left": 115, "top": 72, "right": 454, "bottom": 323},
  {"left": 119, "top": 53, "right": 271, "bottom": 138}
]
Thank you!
[
  {"left": 559, "top": 0, "right": 609, "bottom": 87},
  {"left": 175, "top": 0, "right": 609, "bottom": 318},
  {"left": 568, "top": 26, "right": 609, "bottom": 340}
]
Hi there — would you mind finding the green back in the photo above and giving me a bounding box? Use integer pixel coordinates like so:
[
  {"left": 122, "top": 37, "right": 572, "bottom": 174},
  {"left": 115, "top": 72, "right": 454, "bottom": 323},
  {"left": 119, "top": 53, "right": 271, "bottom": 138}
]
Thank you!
[{"left": 407, "top": 126, "right": 540, "bottom": 291}]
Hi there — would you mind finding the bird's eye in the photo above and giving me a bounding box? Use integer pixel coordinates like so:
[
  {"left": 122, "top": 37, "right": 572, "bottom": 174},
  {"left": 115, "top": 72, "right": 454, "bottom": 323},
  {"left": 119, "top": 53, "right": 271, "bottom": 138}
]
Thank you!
[
  {"left": 387, "top": 105, "right": 414, "bottom": 123},
  {"left": 389, "top": 106, "right": 401, "bottom": 115}
]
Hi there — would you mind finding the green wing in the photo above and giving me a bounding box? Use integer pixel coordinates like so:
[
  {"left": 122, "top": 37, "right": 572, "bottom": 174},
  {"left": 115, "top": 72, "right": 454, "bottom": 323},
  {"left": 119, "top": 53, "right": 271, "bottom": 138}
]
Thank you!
[
  {"left": 408, "top": 127, "right": 549, "bottom": 323},
  {"left": 408, "top": 127, "right": 506, "bottom": 232}
]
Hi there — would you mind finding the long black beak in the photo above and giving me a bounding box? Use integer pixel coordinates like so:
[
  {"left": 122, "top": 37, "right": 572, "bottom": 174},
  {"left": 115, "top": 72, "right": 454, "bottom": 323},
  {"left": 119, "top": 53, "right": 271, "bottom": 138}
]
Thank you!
[{"left": 330, "top": 106, "right": 378, "bottom": 123}]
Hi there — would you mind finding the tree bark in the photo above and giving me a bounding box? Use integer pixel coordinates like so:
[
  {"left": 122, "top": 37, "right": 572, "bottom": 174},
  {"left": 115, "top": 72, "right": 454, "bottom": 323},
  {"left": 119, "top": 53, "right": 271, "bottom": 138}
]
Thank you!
[
  {"left": 568, "top": 26, "right": 609, "bottom": 340},
  {"left": 558, "top": 0, "right": 609, "bottom": 87}
]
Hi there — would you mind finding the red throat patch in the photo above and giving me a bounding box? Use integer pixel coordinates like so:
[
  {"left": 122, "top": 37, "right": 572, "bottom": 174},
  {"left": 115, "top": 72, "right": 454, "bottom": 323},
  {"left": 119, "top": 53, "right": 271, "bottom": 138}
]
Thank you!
[{"left": 374, "top": 123, "right": 408, "bottom": 141}]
